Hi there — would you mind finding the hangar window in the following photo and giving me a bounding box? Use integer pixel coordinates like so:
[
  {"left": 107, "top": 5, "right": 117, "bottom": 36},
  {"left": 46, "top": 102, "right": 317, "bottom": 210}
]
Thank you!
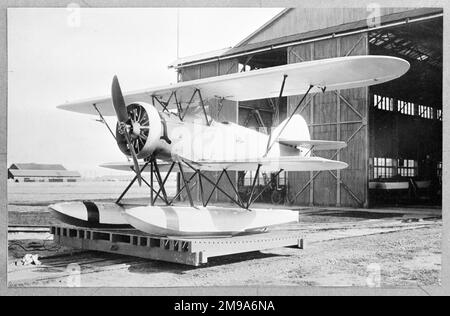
[
  {"left": 239, "top": 64, "right": 252, "bottom": 72},
  {"left": 398, "top": 100, "right": 415, "bottom": 116},
  {"left": 437, "top": 162, "right": 442, "bottom": 179},
  {"left": 373, "top": 94, "right": 394, "bottom": 111},
  {"left": 243, "top": 171, "right": 264, "bottom": 186},
  {"left": 418, "top": 105, "right": 434, "bottom": 120},
  {"left": 373, "top": 158, "right": 395, "bottom": 179},
  {"left": 398, "top": 159, "right": 418, "bottom": 177},
  {"left": 278, "top": 172, "right": 287, "bottom": 186}
]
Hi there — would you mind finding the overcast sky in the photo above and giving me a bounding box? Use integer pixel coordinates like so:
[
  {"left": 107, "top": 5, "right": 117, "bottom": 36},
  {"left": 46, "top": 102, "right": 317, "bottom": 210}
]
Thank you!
[{"left": 7, "top": 7, "right": 283, "bottom": 177}]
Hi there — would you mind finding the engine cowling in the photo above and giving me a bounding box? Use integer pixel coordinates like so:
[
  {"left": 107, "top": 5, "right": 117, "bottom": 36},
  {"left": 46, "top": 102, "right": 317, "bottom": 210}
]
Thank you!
[{"left": 116, "top": 102, "right": 162, "bottom": 160}]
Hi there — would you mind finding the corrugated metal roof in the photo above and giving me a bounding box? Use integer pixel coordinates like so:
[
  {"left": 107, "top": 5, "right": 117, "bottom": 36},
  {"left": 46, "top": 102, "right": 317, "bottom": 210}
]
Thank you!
[
  {"left": 228, "top": 8, "right": 443, "bottom": 53},
  {"left": 10, "top": 163, "right": 67, "bottom": 171},
  {"left": 170, "top": 7, "right": 443, "bottom": 69},
  {"left": 8, "top": 169, "right": 81, "bottom": 178}
]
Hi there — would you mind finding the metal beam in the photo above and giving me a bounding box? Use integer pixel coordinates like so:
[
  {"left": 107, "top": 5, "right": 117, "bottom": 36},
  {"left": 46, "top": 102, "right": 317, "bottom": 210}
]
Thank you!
[
  {"left": 328, "top": 170, "right": 364, "bottom": 206},
  {"left": 345, "top": 34, "right": 366, "bottom": 57},
  {"left": 291, "top": 123, "right": 366, "bottom": 203},
  {"left": 308, "top": 120, "right": 363, "bottom": 127}
]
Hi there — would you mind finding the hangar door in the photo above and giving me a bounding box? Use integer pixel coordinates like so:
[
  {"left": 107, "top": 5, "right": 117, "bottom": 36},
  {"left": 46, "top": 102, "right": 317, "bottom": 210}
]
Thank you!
[{"left": 287, "top": 33, "right": 369, "bottom": 208}]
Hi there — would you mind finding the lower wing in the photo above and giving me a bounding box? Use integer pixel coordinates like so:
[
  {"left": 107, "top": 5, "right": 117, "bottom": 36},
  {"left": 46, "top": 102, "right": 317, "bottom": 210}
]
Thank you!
[
  {"left": 278, "top": 139, "right": 347, "bottom": 151},
  {"left": 101, "top": 156, "right": 347, "bottom": 173}
]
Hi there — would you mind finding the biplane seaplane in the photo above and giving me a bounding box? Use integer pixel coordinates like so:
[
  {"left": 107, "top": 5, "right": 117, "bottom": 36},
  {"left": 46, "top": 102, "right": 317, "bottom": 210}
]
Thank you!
[{"left": 50, "top": 55, "right": 409, "bottom": 237}]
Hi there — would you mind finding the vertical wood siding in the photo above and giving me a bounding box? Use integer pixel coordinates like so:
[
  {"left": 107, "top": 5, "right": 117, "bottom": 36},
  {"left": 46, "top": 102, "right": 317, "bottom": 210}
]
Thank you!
[{"left": 287, "top": 33, "right": 369, "bottom": 207}]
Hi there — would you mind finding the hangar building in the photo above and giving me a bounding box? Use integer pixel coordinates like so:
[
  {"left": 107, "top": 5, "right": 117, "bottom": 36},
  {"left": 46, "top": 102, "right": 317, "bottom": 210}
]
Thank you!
[
  {"left": 170, "top": 7, "right": 443, "bottom": 208},
  {"left": 8, "top": 163, "right": 82, "bottom": 183}
]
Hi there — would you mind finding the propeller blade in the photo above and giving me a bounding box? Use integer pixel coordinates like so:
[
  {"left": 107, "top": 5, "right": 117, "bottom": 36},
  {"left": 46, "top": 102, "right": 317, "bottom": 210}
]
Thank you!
[
  {"left": 111, "top": 75, "right": 129, "bottom": 123},
  {"left": 124, "top": 129, "right": 142, "bottom": 186},
  {"left": 111, "top": 76, "right": 141, "bottom": 186}
]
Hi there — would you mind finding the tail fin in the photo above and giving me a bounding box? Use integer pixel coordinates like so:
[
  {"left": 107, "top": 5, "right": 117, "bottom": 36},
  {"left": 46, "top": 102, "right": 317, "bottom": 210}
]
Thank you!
[
  {"left": 272, "top": 115, "right": 347, "bottom": 152},
  {"left": 271, "top": 114, "right": 311, "bottom": 143}
]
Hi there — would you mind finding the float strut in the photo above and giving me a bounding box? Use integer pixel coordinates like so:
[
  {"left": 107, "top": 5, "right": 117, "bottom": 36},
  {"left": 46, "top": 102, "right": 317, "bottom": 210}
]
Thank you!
[
  {"left": 116, "top": 162, "right": 150, "bottom": 205},
  {"left": 178, "top": 163, "right": 195, "bottom": 207}
]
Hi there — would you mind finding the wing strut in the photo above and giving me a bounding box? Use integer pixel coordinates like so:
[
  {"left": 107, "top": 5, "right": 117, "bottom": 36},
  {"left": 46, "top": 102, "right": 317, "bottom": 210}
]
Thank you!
[
  {"left": 180, "top": 89, "right": 211, "bottom": 126},
  {"left": 265, "top": 84, "right": 315, "bottom": 157},
  {"left": 152, "top": 88, "right": 211, "bottom": 125},
  {"left": 152, "top": 95, "right": 170, "bottom": 113},
  {"left": 93, "top": 104, "right": 117, "bottom": 141},
  {"left": 197, "top": 89, "right": 211, "bottom": 126},
  {"left": 266, "top": 75, "right": 288, "bottom": 153}
]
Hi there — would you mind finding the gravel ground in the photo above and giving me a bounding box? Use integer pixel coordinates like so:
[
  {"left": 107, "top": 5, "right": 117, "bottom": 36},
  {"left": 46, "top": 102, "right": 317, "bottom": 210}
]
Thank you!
[
  {"left": 7, "top": 181, "right": 442, "bottom": 288},
  {"left": 8, "top": 223, "right": 441, "bottom": 287}
]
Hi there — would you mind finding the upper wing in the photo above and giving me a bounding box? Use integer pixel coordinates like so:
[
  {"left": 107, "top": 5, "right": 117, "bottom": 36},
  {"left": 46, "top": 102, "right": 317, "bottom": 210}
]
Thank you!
[{"left": 58, "top": 56, "right": 409, "bottom": 116}]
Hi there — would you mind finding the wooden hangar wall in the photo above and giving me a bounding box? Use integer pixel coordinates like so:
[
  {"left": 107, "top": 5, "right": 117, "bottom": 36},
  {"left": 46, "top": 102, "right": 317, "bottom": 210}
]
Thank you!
[
  {"left": 176, "top": 35, "right": 370, "bottom": 208},
  {"left": 177, "top": 59, "right": 240, "bottom": 203},
  {"left": 174, "top": 8, "right": 441, "bottom": 208},
  {"left": 232, "top": 8, "right": 428, "bottom": 208},
  {"left": 286, "top": 34, "right": 370, "bottom": 208}
]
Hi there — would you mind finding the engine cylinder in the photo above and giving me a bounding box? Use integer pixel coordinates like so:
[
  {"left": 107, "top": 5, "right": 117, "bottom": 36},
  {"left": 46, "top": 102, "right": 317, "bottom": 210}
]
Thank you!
[{"left": 116, "top": 102, "right": 162, "bottom": 159}]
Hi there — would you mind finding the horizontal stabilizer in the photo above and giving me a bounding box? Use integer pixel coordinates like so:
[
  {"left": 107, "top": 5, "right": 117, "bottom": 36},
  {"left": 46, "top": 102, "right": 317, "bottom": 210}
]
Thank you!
[{"left": 278, "top": 139, "right": 347, "bottom": 151}]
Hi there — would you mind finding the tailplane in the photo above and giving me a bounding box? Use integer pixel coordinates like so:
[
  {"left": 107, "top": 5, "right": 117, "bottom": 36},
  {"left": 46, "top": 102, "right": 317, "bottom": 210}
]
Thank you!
[{"left": 273, "top": 114, "right": 347, "bottom": 151}]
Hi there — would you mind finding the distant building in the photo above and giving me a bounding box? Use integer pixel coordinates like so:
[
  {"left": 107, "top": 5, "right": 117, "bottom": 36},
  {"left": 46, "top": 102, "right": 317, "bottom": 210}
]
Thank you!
[{"left": 7, "top": 163, "right": 82, "bottom": 183}]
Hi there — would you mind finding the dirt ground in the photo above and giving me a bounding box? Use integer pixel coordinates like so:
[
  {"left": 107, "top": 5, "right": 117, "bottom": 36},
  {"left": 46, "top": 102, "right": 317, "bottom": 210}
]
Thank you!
[{"left": 7, "top": 181, "right": 442, "bottom": 288}]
